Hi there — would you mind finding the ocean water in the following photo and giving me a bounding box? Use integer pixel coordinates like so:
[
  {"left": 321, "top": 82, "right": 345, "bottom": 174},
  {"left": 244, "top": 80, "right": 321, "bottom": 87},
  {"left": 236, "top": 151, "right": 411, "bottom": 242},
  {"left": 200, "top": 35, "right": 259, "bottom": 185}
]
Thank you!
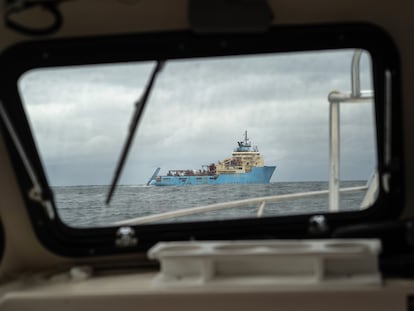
[{"left": 53, "top": 181, "right": 368, "bottom": 228}]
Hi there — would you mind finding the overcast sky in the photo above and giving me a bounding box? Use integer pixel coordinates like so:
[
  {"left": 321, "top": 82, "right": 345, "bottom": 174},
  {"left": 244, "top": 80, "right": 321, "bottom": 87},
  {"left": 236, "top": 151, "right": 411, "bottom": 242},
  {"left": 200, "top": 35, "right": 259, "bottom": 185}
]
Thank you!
[{"left": 18, "top": 49, "right": 376, "bottom": 186}]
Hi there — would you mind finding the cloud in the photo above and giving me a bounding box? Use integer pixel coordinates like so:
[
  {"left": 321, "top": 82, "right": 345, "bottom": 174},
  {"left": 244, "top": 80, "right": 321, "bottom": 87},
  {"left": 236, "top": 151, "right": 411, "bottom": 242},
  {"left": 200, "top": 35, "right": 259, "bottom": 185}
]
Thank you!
[{"left": 17, "top": 49, "right": 376, "bottom": 185}]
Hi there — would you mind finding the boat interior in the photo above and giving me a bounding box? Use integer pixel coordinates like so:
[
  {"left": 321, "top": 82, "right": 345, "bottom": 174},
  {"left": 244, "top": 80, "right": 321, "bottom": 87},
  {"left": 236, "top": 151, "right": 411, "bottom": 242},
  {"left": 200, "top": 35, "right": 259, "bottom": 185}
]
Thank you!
[{"left": 0, "top": 0, "right": 414, "bottom": 310}]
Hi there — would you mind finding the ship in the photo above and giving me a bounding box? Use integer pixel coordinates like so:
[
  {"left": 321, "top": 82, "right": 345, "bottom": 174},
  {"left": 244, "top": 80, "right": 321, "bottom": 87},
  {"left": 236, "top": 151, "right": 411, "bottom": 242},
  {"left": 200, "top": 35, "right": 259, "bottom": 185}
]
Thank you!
[{"left": 148, "top": 131, "right": 276, "bottom": 186}]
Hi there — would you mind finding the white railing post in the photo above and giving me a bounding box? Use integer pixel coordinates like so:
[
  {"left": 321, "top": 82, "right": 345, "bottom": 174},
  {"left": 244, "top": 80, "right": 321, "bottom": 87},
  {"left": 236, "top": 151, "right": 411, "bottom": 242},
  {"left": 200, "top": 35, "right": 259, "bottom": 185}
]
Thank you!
[
  {"left": 351, "top": 50, "right": 363, "bottom": 98},
  {"left": 257, "top": 201, "right": 266, "bottom": 218},
  {"left": 329, "top": 98, "right": 340, "bottom": 212},
  {"left": 327, "top": 49, "right": 370, "bottom": 213}
]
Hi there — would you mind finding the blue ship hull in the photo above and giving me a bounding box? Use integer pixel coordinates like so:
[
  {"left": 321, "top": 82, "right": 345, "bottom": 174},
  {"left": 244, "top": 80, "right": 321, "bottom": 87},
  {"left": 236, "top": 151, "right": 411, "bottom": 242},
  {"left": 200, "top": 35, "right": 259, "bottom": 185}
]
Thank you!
[{"left": 150, "top": 166, "right": 276, "bottom": 186}]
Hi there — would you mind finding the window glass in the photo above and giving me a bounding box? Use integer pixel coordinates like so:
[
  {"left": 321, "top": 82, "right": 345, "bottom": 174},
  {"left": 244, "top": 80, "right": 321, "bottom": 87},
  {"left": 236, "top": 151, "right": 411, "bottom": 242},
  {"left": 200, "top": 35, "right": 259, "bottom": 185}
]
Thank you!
[{"left": 18, "top": 49, "right": 377, "bottom": 228}]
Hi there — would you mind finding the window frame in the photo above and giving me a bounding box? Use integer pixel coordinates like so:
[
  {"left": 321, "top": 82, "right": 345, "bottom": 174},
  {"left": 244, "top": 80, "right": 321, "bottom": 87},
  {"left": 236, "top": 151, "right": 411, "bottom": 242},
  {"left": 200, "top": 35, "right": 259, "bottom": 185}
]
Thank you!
[{"left": 0, "top": 23, "right": 403, "bottom": 257}]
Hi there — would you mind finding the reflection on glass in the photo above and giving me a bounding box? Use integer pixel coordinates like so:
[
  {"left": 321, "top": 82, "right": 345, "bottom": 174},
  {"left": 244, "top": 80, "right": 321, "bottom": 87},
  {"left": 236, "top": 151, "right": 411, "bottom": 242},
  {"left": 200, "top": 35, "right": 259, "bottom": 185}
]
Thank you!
[{"left": 18, "top": 49, "right": 377, "bottom": 228}]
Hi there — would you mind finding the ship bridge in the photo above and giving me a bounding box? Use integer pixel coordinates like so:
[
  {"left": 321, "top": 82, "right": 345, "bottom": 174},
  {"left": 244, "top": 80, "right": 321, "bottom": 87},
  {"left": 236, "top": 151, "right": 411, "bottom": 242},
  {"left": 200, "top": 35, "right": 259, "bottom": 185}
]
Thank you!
[{"left": 217, "top": 131, "right": 266, "bottom": 173}]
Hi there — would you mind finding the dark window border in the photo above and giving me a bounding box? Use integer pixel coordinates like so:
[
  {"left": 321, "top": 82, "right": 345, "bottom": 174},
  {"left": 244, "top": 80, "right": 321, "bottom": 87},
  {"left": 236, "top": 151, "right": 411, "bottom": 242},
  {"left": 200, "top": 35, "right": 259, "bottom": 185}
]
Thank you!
[{"left": 0, "top": 23, "right": 403, "bottom": 257}]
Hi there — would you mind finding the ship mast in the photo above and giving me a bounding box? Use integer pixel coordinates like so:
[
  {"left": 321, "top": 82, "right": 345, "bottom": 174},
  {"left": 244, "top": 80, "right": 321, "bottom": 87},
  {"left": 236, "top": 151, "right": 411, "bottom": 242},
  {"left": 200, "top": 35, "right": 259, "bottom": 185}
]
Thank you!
[{"left": 243, "top": 130, "right": 250, "bottom": 147}]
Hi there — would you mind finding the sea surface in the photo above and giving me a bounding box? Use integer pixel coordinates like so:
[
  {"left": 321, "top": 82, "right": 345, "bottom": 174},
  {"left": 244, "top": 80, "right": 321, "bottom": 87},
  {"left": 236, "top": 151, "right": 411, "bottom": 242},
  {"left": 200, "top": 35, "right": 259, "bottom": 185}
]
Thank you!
[{"left": 53, "top": 181, "right": 368, "bottom": 228}]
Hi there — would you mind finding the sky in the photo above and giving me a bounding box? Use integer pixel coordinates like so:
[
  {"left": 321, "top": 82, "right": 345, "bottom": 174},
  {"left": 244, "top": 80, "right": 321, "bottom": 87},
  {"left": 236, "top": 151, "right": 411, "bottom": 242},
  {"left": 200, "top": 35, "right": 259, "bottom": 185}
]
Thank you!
[{"left": 18, "top": 49, "right": 377, "bottom": 186}]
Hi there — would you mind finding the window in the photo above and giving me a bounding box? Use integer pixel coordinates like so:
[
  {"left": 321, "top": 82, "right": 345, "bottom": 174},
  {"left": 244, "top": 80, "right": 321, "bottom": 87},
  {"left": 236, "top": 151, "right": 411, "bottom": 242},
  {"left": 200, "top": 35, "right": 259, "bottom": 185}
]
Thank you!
[
  {"left": 18, "top": 49, "right": 377, "bottom": 228},
  {"left": 0, "top": 24, "right": 402, "bottom": 256}
]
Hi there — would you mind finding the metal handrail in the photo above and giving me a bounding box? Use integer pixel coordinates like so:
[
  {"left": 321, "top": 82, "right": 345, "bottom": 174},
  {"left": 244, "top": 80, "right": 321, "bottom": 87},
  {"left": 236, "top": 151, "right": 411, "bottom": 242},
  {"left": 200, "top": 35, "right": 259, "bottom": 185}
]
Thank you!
[
  {"left": 113, "top": 185, "right": 368, "bottom": 226},
  {"left": 328, "top": 50, "right": 374, "bottom": 212}
]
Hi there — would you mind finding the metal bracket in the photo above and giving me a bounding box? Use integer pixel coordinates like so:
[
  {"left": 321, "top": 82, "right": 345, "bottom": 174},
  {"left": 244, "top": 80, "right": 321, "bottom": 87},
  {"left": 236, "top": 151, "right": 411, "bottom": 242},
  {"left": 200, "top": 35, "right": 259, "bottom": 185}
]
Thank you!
[
  {"left": 115, "top": 226, "right": 138, "bottom": 248},
  {"left": 308, "top": 215, "right": 329, "bottom": 234}
]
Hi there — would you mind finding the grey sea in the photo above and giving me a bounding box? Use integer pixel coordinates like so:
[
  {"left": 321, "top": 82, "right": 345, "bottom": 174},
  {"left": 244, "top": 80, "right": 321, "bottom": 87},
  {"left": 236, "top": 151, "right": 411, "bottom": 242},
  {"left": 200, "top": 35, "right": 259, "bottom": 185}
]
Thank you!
[{"left": 53, "top": 181, "right": 368, "bottom": 228}]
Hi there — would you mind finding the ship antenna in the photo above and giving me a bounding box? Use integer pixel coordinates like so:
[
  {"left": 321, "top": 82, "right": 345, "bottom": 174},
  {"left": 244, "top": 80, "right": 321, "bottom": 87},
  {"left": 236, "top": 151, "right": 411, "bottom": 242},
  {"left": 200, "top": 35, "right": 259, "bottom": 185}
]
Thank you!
[{"left": 244, "top": 130, "right": 250, "bottom": 146}]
